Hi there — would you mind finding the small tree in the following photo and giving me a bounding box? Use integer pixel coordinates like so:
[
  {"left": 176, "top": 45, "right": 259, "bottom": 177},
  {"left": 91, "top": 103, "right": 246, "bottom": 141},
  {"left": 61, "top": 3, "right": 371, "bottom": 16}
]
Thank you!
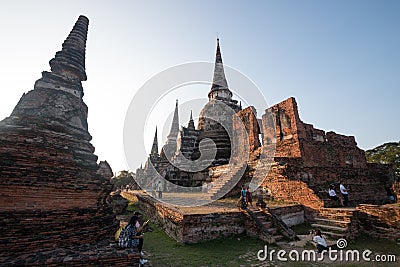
[{"left": 111, "top": 170, "right": 135, "bottom": 189}]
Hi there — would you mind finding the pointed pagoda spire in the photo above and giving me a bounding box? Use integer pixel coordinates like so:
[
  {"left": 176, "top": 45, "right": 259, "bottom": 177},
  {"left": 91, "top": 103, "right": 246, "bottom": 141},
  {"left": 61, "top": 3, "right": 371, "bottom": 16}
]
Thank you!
[
  {"left": 167, "top": 100, "right": 180, "bottom": 139},
  {"left": 33, "top": 15, "right": 89, "bottom": 99},
  {"left": 187, "top": 110, "right": 195, "bottom": 130},
  {"left": 208, "top": 38, "right": 232, "bottom": 99},
  {"left": 49, "top": 15, "right": 89, "bottom": 81},
  {"left": 150, "top": 127, "right": 159, "bottom": 156}
]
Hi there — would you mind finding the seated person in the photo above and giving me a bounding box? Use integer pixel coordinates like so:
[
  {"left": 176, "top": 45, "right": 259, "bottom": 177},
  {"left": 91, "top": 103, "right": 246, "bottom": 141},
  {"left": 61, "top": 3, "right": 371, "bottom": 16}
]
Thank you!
[
  {"left": 126, "top": 215, "right": 149, "bottom": 265},
  {"left": 312, "top": 230, "right": 328, "bottom": 253},
  {"left": 328, "top": 185, "right": 341, "bottom": 203},
  {"left": 385, "top": 184, "right": 396, "bottom": 203}
]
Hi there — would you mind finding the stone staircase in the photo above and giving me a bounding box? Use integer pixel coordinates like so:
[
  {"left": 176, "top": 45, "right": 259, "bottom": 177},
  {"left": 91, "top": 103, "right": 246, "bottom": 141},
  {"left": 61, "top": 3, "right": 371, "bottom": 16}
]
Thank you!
[
  {"left": 311, "top": 208, "right": 358, "bottom": 240},
  {"left": 203, "top": 163, "right": 247, "bottom": 200},
  {"left": 244, "top": 206, "right": 284, "bottom": 244}
]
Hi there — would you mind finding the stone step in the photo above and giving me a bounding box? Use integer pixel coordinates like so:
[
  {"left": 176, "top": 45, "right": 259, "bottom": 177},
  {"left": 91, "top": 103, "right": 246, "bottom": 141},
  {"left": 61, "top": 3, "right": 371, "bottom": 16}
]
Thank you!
[
  {"left": 317, "top": 212, "right": 354, "bottom": 220},
  {"left": 319, "top": 208, "right": 357, "bottom": 214},
  {"left": 262, "top": 222, "right": 272, "bottom": 228},
  {"left": 314, "top": 217, "right": 351, "bottom": 227},
  {"left": 317, "top": 212, "right": 355, "bottom": 219},
  {"left": 311, "top": 223, "right": 347, "bottom": 232},
  {"left": 321, "top": 231, "right": 346, "bottom": 239},
  {"left": 273, "top": 235, "right": 284, "bottom": 242},
  {"left": 268, "top": 227, "right": 278, "bottom": 235}
]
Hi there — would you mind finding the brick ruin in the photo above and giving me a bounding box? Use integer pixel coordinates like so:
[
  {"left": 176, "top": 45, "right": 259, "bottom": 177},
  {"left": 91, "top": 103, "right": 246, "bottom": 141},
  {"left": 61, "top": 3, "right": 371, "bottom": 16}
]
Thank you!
[
  {"left": 0, "top": 14, "right": 398, "bottom": 265},
  {"left": 258, "top": 97, "right": 393, "bottom": 211},
  {"left": 132, "top": 37, "right": 398, "bottom": 242},
  {"left": 135, "top": 38, "right": 395, "bottom": 209},
  {"left": 0, "top": 16, "right": 139, "bottom": 266}
]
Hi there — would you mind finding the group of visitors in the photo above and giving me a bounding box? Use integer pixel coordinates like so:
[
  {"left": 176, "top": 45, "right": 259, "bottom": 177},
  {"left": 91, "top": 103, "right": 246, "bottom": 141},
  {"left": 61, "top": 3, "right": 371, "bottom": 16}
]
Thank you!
[
  {"left": 327, "top": 181, "right": 349, "bottom": 207},
  {"left": 329, "top": 181, "right": 398, "bottom": 206},
  {"left": 239, "top": 185, "right": 253, "bottom": 209},
  {"left": 117, "top": 211, "right": 149, "bottom": 265}
]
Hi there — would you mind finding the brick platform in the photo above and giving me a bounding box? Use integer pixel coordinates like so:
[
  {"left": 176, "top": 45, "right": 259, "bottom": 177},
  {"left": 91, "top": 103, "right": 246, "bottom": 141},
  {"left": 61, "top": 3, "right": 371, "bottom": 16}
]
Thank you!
[{"left": 0, "top": 239, "right": 140, "bottom": 267}]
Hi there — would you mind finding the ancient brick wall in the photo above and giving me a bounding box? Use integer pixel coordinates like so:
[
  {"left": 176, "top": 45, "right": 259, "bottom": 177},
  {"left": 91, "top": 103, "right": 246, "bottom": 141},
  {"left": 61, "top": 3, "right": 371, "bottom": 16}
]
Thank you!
[
  {"left": 134, "top": 193, "right": 185, "bottom": 241},
  {"left": 0, "top": 98, "right": 116, "bottom": 256},
  {"left": 256, "top": 97, "right": 392, "bottom": 209},
  {"left": 269, "top": 204, "right": 305, "bottom": 227},
  {"left": 260, "top": 158, "right": 324, "bottom": 220},
  {"left": 234, "top": 106, "right": 261, "bottom": 152},
  {"left": 356, "top": 204, "right": 400, "bottom": 242},
  {"left": 134, "top": 193, "right": 245, "bottom": 243},
  {"left": 263, "top": 97, "right": 302, "bottom": 158}
]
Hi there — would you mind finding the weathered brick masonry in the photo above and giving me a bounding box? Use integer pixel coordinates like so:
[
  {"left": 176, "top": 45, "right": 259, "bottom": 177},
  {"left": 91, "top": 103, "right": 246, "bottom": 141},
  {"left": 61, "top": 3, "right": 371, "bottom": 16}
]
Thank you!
[
  {"left": 260, "top": 97, "right": 392, "bottom": 214},
  {"left": 356, "top": 204, "right": 400, "bottom": 242},
  {"left": 0, "top": 16, "right": 139, "bottom": 266},
  {"left": 134, "top": 193, "right": 245, "bottom": 243}
]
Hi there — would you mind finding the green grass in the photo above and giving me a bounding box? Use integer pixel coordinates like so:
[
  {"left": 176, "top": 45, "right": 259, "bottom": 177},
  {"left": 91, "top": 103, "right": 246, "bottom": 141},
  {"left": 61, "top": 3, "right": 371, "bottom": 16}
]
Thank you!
[
  {"left": 346, "top": 234, "right": 400, "bottom": 258},
  {"left": 141, "top": 224, "right": 400, "bottom": 267},
  {"left": 291, "top": 222, "right": 312, "bottom": 235},
  {"left": 143, "top": 224, "right": 274, "bottom": 267}
]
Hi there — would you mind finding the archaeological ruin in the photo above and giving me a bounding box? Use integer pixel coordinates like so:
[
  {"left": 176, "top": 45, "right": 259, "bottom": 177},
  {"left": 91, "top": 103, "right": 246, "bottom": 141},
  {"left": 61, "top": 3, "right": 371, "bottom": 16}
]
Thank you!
[
  {"left": 0, "top": 14, "right": 399, "bottom": 267},
  {"left": 134, "top": 37, "right": 399, "bottom": 245},
  {"left": 0, "top": 16, "right": 140, "bottom": 266}
]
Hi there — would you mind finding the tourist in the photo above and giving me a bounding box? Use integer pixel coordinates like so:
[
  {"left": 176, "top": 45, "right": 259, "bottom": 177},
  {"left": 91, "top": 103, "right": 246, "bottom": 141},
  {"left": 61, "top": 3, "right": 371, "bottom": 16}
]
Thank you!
[
  {"left": 133, "top": 212, "right": 149, "bottom": 258},
  {"left": 384, "top": 183, "right": 396, "bottom": 204},
  {"left": 126, "top": 215, "right": 149, "bottom": 265},
  {"left": 328, "top": 185, "right": 341, "bottom": 206},
  {"left": 240, "top": 185, "right": 247, "bottom": 209},
  {"left": 311, "top": 229, "right": 328, "bottom": 253},
  {"left": 339, "top": 181, "right": 349, "bottom": 207},
  {"left": 157, "top": 181, "right": 163, "bottom": 198},
  {"left": 246, "top": 186, "right": 253, "bottom": 207},
  {"left": 256, "top": 187, "right": 266, "bottom": 209},
  {"left": 151, "top": 182, "right": 157, "bottom": 198}
]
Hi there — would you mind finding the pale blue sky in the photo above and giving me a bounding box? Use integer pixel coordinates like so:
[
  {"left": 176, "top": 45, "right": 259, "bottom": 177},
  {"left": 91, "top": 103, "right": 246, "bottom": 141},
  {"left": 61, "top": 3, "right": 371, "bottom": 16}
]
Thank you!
[{"left": 0, "top": 0, "right": 399, "bottom": 172}]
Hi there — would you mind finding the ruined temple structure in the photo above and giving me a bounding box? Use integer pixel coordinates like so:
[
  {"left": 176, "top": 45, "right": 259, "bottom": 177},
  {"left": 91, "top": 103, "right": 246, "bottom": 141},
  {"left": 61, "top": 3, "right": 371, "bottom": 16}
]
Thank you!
[
  {"left": 136, "top": 39, "right": 242, "bottom": 189},
  {"left": 211, "top": 96, "right": 396, "bottom": 214},
  {"left": 0, "top": 16, "right": 139, "bottom": 266},
  {"left": 136, "top": 39, "right": 397, "bottom": 211},
  {"left": 257, "top": 97, "right": 395, "bottom": 210}
]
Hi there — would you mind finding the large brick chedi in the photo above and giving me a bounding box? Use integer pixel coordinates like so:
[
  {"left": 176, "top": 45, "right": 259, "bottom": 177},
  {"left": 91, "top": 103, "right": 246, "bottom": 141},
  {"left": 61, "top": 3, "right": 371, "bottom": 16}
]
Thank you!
[{"left": 0, "top": 16, "right": 115, "bottom": 256}]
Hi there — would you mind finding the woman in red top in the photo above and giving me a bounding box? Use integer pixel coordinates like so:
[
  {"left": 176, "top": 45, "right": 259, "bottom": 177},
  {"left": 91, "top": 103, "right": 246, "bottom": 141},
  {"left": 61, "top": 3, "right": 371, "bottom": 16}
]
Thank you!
[{"left": 246, "top": 186, "right": 253, "bottom": 207}]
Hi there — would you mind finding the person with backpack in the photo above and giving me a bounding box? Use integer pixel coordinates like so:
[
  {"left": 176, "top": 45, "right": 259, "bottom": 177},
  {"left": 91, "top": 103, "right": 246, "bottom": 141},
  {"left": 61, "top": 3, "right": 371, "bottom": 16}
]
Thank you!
[{"left": 118, "top": 215, "right": 149, "bottom": 265}]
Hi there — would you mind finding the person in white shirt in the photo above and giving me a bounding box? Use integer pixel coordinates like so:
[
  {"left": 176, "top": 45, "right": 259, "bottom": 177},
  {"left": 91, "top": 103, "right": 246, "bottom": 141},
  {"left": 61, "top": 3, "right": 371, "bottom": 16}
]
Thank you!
[
  {"left": 339, "top": 181, "right": 349, "bottom": 207},
  {"left": 328, "top": 185, "right": 339, "bottom": 201},
  {"left": 312, "top": 229, "right": 328, "bottom": 253},
  {"left": 328, "top": 184, "right": 342, "bottom": 206}
]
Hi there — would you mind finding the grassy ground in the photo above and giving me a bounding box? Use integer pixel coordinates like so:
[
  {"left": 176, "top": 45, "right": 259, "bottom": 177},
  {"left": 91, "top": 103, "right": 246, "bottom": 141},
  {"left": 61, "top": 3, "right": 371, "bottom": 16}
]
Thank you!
[
  {"left": 141, "top": 222, "right": 399, "bottom": 267},
  {"left": 122, "top": 197, "right": 399, "bottom": 266},
  {"left": 291, "top": 222, "right": 312, "bottom": 235},
  {"left": 143, "top": 226, "right": 269, "bottom": 267}
]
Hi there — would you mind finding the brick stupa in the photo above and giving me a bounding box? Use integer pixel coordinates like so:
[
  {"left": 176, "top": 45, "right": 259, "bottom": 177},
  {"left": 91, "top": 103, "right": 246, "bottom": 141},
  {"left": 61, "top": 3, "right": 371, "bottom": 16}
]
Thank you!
[{"left": 0, "top": 16, "right": 139, "bottom": 265}]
